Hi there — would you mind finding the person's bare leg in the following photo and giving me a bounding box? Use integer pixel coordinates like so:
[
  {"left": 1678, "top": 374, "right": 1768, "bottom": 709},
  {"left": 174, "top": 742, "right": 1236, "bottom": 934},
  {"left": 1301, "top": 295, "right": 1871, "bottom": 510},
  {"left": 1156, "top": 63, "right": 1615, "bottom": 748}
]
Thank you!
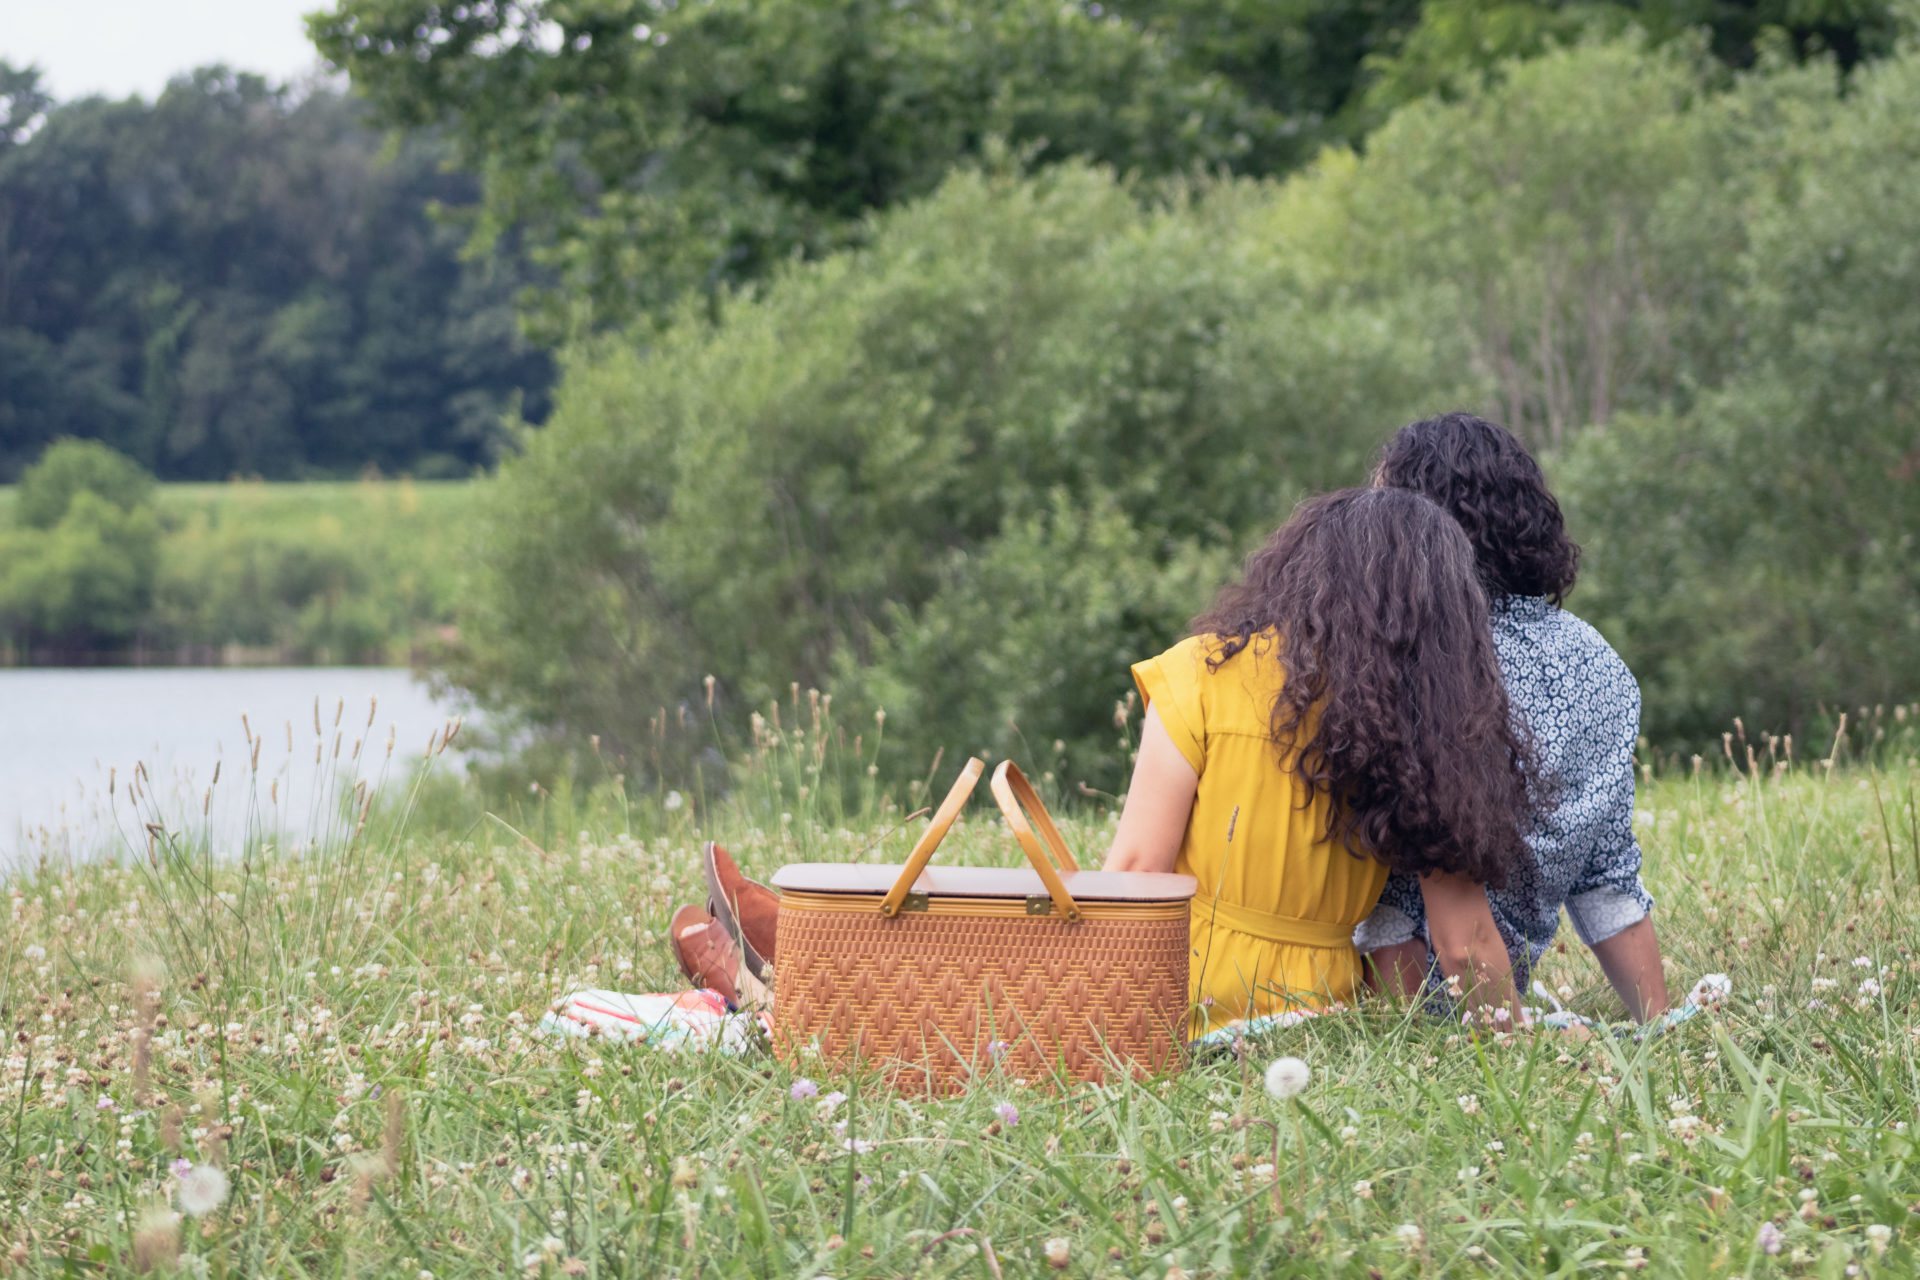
[{"left": 1363, "top": 939, "right": 1432, "bottom": 999}]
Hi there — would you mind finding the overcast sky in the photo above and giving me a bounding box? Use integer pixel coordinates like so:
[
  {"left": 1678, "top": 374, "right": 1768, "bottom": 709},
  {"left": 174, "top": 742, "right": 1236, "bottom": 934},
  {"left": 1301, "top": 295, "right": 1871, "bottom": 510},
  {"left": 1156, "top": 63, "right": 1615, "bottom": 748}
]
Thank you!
[{"left": 0, "top": 0, "right": 333, "bottom": 102}]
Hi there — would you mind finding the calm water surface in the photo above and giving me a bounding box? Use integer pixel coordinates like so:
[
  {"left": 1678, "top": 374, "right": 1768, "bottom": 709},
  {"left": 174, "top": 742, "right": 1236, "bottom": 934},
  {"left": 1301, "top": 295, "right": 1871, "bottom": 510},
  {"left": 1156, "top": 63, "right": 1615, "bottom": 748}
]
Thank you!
[{"left": 0, "top": 668, "right": 469, "bottom": 860}]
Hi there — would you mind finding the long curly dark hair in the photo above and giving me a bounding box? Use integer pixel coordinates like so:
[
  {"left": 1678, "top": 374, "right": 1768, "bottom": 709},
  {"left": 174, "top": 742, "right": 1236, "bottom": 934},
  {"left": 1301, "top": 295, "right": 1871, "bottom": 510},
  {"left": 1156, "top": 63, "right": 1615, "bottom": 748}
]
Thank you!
[
  {"left": 1375, "top": 413, "right": 1580, "bottom": 604},
  {"left": 1191, "top": 488, "right": 1536, "bottom": 887}
]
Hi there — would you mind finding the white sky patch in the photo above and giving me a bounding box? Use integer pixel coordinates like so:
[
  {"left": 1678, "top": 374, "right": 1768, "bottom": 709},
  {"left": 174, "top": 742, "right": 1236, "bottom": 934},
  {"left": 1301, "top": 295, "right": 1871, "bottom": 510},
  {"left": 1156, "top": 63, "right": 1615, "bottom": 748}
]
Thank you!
[{"left": 0, "top": 0, "right": 335, "bottom": 102}]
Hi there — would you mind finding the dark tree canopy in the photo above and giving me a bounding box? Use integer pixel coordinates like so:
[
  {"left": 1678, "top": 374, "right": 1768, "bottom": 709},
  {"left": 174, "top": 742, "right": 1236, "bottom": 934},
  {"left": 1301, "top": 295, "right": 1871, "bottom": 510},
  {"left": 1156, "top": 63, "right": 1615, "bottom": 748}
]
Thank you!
[
  {"left": 308, "top": 0, "right": 1282, "bottom": 337},
  {"left": 0, "top": 63, "right": 553, "bottom": 481},
  {"left": 310, "top": 0, "right": 1903, "bottom": 339}
]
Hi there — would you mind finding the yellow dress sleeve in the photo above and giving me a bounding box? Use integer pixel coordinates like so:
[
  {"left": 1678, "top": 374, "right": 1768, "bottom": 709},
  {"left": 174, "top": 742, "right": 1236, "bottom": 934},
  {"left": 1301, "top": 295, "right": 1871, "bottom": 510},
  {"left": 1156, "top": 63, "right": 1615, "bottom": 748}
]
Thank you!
[{"left": 1131, "top": 636, "right": 1207, "bottom": 776}]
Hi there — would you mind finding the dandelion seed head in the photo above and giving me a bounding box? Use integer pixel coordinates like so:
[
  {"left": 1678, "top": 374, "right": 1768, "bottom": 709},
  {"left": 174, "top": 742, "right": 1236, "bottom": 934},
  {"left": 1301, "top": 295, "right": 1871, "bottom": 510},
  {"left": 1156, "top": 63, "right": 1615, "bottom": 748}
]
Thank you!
[
  {"left": 1263, "top": 1056, "right": 1310, "bottom": 1100},
  {"left": 174, "top": 1164, "right": 229, "bottom": 1216}
]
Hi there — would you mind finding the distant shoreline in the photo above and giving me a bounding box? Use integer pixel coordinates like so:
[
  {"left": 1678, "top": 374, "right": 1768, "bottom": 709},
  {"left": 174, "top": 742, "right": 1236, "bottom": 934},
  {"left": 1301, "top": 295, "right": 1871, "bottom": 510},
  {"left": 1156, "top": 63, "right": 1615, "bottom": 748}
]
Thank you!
[{"left": 0, "top": 645, "right": 434, "bottom": 669}]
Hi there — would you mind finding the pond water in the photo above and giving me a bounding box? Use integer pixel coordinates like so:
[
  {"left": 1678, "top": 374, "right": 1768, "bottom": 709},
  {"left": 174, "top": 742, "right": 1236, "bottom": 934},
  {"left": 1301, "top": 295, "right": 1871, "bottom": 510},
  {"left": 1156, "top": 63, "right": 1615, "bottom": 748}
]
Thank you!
[{"left": 0, "top": 667, "right": 470, "bottom": 862}]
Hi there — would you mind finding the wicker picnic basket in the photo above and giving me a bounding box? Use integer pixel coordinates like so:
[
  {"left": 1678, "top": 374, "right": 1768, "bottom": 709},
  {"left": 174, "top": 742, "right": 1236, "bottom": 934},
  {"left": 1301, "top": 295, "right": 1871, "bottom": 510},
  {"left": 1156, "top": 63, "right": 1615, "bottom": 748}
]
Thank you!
[{"left": 770, "top": 758, "right": 1196, "bottom": 1093}]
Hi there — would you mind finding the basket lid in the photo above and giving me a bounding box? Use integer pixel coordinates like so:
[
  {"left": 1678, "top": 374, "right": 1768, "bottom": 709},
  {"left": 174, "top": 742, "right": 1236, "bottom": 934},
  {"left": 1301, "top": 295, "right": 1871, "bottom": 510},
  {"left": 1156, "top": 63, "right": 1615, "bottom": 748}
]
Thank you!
[{"left": 770, "top": 863, "right": 1197, "bottom": 903}]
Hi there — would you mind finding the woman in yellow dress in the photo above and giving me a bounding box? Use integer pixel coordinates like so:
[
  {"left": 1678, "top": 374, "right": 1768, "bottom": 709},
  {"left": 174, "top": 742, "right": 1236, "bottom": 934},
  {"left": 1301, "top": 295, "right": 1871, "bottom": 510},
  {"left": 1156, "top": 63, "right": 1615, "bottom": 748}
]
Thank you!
[{"left": 1104, "top": 487, "right": 1537, "bottom": 1035}]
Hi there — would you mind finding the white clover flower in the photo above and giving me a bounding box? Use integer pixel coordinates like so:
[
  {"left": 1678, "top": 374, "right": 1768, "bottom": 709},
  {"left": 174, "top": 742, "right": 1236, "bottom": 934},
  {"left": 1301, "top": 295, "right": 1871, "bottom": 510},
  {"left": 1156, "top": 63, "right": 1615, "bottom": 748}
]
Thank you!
[
  {"left": 664, "top": 791, "right": 685, "bottom": 812},
  {"left": 1456, "top": 1094, "right": 1480, "bottom": 1115},
  {"left": 1263, "top": 1057, "right": 1309, "bottom": 1100},
  {"left": 1043, "top": 1238, "right": 1071, "bottom": 1269},
  {"left": 1866, "top": 1224, "right": 1892, "bottom": 1255},
  {"left": 174, "top": 1164, "right": 229, "bottom": 1216},
  {"left": 1393, "top": 1223, "right": 1424, "bottom": 1249},
  {"left": 1352, "top": 1179, "right": 1373, "bottom": 1199}
]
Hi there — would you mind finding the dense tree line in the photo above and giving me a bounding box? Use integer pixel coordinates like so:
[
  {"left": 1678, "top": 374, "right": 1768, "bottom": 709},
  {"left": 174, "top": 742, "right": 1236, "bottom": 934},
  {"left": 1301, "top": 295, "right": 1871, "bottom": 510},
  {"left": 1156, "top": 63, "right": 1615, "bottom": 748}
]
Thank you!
[
  {"left": 433, "top": 33, "right": 1917, "bottom": 774},
  {"left": 312, "top": 0, "right": 1898, "bottom": 339},
  {"left": 0, "top": 65, "right": 553, "bottom": 482}
]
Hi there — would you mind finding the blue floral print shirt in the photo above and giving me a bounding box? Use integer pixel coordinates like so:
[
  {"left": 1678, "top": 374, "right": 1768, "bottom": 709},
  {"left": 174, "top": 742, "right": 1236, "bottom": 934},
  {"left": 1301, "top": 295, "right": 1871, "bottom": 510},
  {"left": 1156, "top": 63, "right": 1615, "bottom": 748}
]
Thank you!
[{"left": 1353, "top": 595, "right": 1654, "bottom": 981}]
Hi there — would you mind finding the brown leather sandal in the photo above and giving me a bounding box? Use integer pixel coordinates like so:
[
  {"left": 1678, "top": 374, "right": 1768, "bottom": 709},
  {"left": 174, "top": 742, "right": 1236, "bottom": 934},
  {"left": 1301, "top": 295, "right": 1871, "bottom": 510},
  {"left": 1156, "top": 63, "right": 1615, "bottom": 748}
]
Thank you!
[
  {"left": 702, "top": 842, "right": 779, "bottom": 982},
  {"left": 668, "top": 904, "right": 741, "bottom": 1009}
]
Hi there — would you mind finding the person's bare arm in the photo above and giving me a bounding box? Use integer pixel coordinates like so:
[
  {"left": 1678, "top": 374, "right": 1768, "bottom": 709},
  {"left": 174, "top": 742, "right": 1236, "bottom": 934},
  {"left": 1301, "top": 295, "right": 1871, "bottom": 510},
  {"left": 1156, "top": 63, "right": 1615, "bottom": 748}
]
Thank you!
[
  {"left": 1419, "top": 871, "right": 1523, "bottom": 1026},
  {"left": 1103, "top": 705, "right": 1198, "bottom": 874},
  {"left": 1588, "top": 914, "right": 1670, "bottom": 1022}
]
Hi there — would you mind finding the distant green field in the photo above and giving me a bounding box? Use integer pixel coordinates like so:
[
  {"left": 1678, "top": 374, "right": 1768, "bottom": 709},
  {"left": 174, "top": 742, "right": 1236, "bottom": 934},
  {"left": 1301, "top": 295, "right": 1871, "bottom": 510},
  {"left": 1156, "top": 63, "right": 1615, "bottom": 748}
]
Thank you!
[{"left": 1, "top": 478, "right": 480, "bottom": 664}]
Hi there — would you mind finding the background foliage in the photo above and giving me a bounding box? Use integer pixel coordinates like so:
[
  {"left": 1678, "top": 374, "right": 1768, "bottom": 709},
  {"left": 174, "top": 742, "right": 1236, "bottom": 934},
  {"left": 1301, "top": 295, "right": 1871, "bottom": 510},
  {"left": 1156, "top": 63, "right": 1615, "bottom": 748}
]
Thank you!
[
  {"left": 4, "top": 2, "right": 1915, "bottom": 774},
  {"left": 310, "top": 0, "right": 1900, "bottom": 339},
  {"left": 0, "top": 65, "right": 553, "bottom": 482},
  {"left": 0, "top": 442, "right": 470, "bottom": 661},
  {"left": 438, "top": 32, "right": 1918, "bottom": 779}
]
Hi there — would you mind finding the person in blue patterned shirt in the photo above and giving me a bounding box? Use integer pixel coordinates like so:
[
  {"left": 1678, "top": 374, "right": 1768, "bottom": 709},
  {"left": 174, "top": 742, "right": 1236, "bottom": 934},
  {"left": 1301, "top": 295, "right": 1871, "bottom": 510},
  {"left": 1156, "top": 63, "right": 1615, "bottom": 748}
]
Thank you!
[{"left": 1355, "top": 413, "right": 1672, "bottom": 1022}]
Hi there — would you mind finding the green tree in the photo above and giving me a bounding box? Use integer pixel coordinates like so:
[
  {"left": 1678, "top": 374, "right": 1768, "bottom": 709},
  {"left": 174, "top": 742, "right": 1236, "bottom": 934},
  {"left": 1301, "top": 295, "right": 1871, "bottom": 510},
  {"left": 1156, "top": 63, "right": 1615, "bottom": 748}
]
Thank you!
[
  {"left": 13, "top": 437, "right": 155, "bottom": 529},
  {"left": 1361, "top": 0, "right": 1901, "bottom": 118},
  {"left": 1319, "top": 35, "right": 1763, "bottom": 450},
  {"left": 0, "top": 65, "right": 553, "bottom": 481},
  {"left": 447, "top": 163, "right": 1466, "bottom": 779},
  {"left": 1559, "top": 46, "right": 1920, "bottom": 745},
  {"left": 0, "top": 440, "right": 159, "bottom": 648},
  {"left": 309, "top": 0, "right": 1277, "bottom": 338}
]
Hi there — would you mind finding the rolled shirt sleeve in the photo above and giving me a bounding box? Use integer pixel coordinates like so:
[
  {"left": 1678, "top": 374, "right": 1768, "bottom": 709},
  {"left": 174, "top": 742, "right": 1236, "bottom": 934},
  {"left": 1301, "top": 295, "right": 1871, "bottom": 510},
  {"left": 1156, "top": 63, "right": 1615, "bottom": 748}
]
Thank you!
[
  {"left": 1559, "top": 658, "right": 1655, "bottom": 945},
  {"left": 1353, "top": 871, "right": 1424, "bottom": 952}
]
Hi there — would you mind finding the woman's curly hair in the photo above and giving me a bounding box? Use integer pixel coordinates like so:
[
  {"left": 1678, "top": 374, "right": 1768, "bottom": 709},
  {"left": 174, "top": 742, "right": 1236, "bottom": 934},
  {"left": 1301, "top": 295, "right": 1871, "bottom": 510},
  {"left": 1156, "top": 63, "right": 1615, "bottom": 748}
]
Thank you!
[
  {"left": 1375, "top": 413, "right": 1580, "bottom": 603},
  {"left": 1191, "top": 487, "right": 1536, "bottom": 887}
]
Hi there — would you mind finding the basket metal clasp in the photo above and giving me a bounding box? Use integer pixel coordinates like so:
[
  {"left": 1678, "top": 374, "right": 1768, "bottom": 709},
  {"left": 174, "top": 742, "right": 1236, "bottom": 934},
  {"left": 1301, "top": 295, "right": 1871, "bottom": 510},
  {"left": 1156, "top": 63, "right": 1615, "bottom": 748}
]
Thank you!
[
  {"left": 898, "top": 892, "right": 930, "bottom": 913},
  {"left": 1024, "top": 896, "right": 1054, "bottom": 916}
]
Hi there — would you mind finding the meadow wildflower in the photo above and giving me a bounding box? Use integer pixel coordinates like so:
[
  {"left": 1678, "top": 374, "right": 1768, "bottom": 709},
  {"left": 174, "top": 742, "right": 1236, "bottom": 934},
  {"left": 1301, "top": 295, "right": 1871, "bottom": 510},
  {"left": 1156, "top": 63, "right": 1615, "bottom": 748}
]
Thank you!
[
  {"left": 1393, "top": 1223, "right": 1424, "bottom": 1249},
  {"left": 1457, "top": 1094, "right": 1480, "bottom": 1115},
  {"left": 993, "top": 1101, "right": 1019, "bottom": 1127},
  {"left": 1043, "top": 1237, "right": 1071, "bottom": 1269},
  {"left": 1263, "top": 1057, "right": 1309, "bottom": 1100},
  {"left": 1756, "top": 1221, "right": 1784, "bottom": 1255},
  {"left": 1352, "top": 1180, "right": 1373, "bottom": 1199},
  {"left": 1866, "top": 1224, "right": 1892, "bottom": 1255}
]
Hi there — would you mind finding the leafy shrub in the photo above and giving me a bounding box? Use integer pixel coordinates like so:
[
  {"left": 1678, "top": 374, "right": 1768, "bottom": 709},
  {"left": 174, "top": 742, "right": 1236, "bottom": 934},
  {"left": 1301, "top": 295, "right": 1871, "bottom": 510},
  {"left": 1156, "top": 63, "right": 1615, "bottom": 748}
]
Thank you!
[
  {"left": 451, "top": 163, "right": 1466, "bottom": 782},
  {"left": 454, "top": 36, "right": 1920, "bottom": 772},
  {"left": 1, "top": 449, "right": 161, "bottom": 646},
  {"left": 12, "top": 438, "right": 155, "bottom": 529},
  {"left": 1558, "top": 49, "right": 1920, "bottom": 747}
]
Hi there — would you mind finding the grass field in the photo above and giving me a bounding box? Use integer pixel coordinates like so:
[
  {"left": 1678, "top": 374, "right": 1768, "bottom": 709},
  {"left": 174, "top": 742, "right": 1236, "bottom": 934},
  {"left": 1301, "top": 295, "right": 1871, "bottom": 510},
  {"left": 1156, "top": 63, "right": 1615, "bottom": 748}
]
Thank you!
[
  {"left": 3, "top": 710, "right": 1919, "bottom": 1277},
  {"left": 0, "top": 478, "right": 476, "bottom": 664}
]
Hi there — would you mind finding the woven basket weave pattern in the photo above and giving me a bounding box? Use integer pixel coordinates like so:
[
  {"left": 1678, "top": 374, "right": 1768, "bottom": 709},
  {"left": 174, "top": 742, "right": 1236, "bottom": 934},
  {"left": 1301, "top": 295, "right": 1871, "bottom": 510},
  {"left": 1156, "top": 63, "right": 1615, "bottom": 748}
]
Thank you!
[{"left": 773, "top": 902, "right": 1189, "bottom": 1094}]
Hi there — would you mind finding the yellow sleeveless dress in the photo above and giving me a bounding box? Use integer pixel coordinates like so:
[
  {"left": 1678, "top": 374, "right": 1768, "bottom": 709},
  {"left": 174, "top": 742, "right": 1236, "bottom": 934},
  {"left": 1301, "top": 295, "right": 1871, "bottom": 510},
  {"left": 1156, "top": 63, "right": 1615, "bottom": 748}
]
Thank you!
[{"left": 1132, "top": 632, "right": 1387, "bottom": 1035}]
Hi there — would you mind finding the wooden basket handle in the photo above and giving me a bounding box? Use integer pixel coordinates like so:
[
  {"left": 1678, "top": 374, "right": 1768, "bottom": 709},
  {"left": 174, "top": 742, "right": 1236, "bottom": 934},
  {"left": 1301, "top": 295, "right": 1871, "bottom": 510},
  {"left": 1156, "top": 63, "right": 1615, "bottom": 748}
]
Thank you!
[
  {"left": 879, "top": 757, "right": 986, "bottom": 918},
  {"left": 989, "top": 760, "right": 1083, "bottom": 923}
]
